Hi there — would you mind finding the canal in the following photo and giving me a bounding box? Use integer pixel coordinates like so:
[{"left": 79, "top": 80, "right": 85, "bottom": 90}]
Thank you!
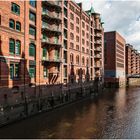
[{"left": 0, "top": 86, "right": 140, "bottom": 139}]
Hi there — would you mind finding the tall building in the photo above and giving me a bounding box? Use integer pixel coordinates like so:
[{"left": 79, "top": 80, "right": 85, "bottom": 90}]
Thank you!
[
  {"left": 125, "top": 44, "right": 140, "bottom": 76},
  {"left": 0, "top": 1, "right": 104, "bottom": 96},
  {"left": 62, "top": 1, "right": 104, "bottom": 83},
  {"left": 104, "top": 31, "right": 126, "bottom": 87}
]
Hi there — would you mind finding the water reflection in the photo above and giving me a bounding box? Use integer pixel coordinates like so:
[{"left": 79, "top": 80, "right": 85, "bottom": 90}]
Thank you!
[{"left": 0, "top": 87, "right": 140, "bottom": 138}]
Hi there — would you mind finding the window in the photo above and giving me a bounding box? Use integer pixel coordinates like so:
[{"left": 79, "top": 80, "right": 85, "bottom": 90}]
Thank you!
[
  {"left": 43, "top": 67, "right": 48, "bottom": 78},
  {"left": 70, "top": 33, "right": 74, "bottom": 40},
  {"left": 70, "top": 42, "right": 74, "bottom": 49},
  {"left": 82, "top": 57, "right": 85, "bottom": 65},
  {"left": 11, "top": 3, "right": 20, "bottom": 15},
  {"left": 76, "top": 55, "right": 79, "bottom": 64},
  {"left": 9, "top": 19, "right": 15, "bottom": 29},
  {"left": 29, "top": 25, "right": 36, "bottom": 36},
  {"left": 76, "top": 17, "right": 79, "bottom": 24},
  {"left": 10, "top": 63, "right": 19, "bottom": 79},
  {"left": 15, "top": 40, "right": 21, "bottom": 55},
  {"left": 29, "top": 11, "right": 36, "bottom": 22},
  {"left": 76, "top": 36, "right": 79, "bottom": 42},
  {"left": 16, "top": 21, "right": 21, "bottom": 31},
  {"left": 70, "top": 22, "right": 74, "bottom": 30},
  {"left": 86, "top": 49, "right": 89, "bottom": 54},
  {"left": 42, "top": 48, "right": 47, "bottom": 59},
  {"left": 29, "top": 43, "right": 35, "bottom": 57},
  {"left": 76, "top": 45, "right": 79, "bottom": 50},
  {"left": 82, "top": 30, "right": 85, "bottom": 36},
  {"left": 82, "top": 22, "right": 85, "bottom": 28},
  {"left": 9, "top": 39, "right": 15, "bottom": 54},
  {"left": 76, "top": 26, "right": 79, "bottom": 33},
  {"left": 82, "top": 47, "right": 85, "bottom": 53},
  {"left": 70, "top": 53, "right": 74, "bottom": 62},
  {"left": 29, "top": 65, "right": 35, "bottom": 78},
  {"left": 70, "top": 13, "right": 74, "bottom": 20},
  {"left": 82, "top": 39, "right": 85, "bottom": 45},
  {"left": 29, "top": 0, "right": 36, "bottom": 8}
]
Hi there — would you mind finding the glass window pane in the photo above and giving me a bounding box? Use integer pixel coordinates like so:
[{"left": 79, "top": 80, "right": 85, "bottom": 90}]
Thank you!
[
  {"left": 9, "top": 39, "right": 15, "bottom": 54},
  {"left": 29, "top": 0, "right": 36, "bottom": 8},
  {"left": 9, "top": 19, "right": 15, "bottom": 29},
  {"left": 15, "top": 40, "right": 21, "bottom": 55},
  {"left": 16, "top": 22, "right": 21, "bottom": 31},
  {"left": 11, "top": 3, "right": 20, "bottom": 15},
  {"left": 29, "top": 11, "right": 36, "bottom": 22}
]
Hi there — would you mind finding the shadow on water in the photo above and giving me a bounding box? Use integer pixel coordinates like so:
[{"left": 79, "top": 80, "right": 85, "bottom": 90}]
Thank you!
[{"left": 0, "top": 87, "right": 140, "bottom": 138}]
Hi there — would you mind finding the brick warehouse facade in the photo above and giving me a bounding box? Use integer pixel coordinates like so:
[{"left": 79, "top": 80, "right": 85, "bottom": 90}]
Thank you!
[
  {"left": 125, "top": 44, "right": 140, "bottom": 76},
  {"left": 0, "top": 1, "right": 104, "bottom": 100},
  {"left": 104, "top": 31, "right": 126, "bottom": 87}
]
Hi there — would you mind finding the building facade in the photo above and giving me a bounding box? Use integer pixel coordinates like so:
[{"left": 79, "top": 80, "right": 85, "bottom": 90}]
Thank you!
[
  {"left": 0, "top": 0, "right": 104, "bottom": 98},
  {"left": 104, "top": 31, "right": 126, "bottom": 87},
  {"left": 125, "top": 44, "right": 140, "bottom": 76}
]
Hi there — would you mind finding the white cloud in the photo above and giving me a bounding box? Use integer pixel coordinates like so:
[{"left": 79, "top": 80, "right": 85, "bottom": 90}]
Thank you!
[{"left": 75, "top": 0, "right": 140, "bottom": 50}]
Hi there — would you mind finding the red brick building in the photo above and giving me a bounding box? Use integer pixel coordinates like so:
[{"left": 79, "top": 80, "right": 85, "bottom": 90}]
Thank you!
[
  {"left": 0, "top": 1, "right": 104, "bottom": 100},
  {"left": 104, "top": 31, "right": 126, "bottom": 87},
  {"left": 125, "top": 44, "right": 140, "bottom": 76}
]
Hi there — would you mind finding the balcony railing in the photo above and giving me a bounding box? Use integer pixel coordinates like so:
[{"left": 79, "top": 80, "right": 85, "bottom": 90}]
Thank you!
[
  {"left": 42, "top": 57, "right": 62, "bottom": 63},
  {"left": 95, "top": 40, "right": 102, "bottom": 45},
  {"left": 42, "top": 22, "right": 61, "bottom": 34},
  {"left": 42, "top": 10, "right": 61, "bottom": 22},
  {"left": 42, "top": 38, "right": 62, "bottom": 47},
  {"left": 95, "top": 33, "right": 102, "bottom": 38},
  {"left": 94, "top": 64, "right": 101, "bottom": 68},
  {"left": 42, "top": 1, "right": 62, "bottom": 10},
  {"left": 94, "top": 54, "right": 102, "bottom": 59},
  {"left": 94, "top": 47, "right": 102, "bottom": 52}
]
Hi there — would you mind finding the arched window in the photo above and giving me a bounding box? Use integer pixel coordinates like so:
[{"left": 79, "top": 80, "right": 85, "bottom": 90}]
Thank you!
[
  {"left": 16, "top": 21, "right": 21, "bottom": 31},
  {"left": 82, "top": 57, "right": 85, "bottom": 65},
  {"left": 15, "top": 40, "right": 21, "bottom": 55},
  {"left": 29, "top": 43, "right": 35, "bottom": 57},
  {"left": 9, "top": 19, "right": 15, "bottom": 29},
  {"left": 9, "top": 39, "right": 15, "bottom": 54},
  {"left": 70, "top": 33, "right": 74, "bottom": 40},
  {"left": 70, "top": 53, "right": 74, "bottom": 62},
  {"left": 76, "top": 55, "right": 79, "bottom": 64},
  {"left": 86, "top": 58, "right": 89, "bottom": 66}
]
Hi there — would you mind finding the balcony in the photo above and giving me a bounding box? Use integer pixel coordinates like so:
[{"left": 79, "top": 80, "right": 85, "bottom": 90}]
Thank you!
[
  {"left": 42, "top": 38, "right": 62, "bottom": 48},
  {"left": 42, "top": 22, "right": 61, "bottom": 35},
  {"left": 94, "top": 64, "right": 101, "bottom": 69},
  {"left": 94, "top": 33, "right": 102, "bottom": 38},
  {"left": 94, "top": 40, "right": 102, "bottom": 45},
  {"left": 94, "top": 26, "right": 102, "bottom": 32},
  {"left": 94, "top": 54, "right": 102, "bottom": 59},
  {"left": 94, "top": 47, "right": 102, "bottom": 52},
  {"left": 42, "top": 1, "right": 62, "bottom": 12},
  {"left": 42, "top": 10, "right": 61, "bottom": 23},
  {"left": 42, "top": 57, "right": 62, "bottom": 65}
]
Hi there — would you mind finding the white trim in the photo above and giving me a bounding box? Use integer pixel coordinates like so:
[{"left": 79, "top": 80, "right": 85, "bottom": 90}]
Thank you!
[{"left": 0, "top": 55, "right": 24, "bottom": 60}]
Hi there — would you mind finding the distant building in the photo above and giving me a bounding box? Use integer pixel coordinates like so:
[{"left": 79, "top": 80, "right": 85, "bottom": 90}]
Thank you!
[
  {"left": 125, "top": 44, "right": 140, "bottom": 76},
  {"left": 104, "top": 31, "right": 126, "bottom": 87}
]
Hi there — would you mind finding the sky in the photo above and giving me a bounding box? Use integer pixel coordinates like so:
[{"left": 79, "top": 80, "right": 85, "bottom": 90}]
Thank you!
[{"left": 75, "top": 0, "right": 140, "bottom": 50}]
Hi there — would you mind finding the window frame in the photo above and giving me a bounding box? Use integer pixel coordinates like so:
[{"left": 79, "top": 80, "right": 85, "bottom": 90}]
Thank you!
[
  {"left": 11, "top": 2, "right": 20, "bottom": 15},
  {"left": 9, "top": 19, "right": 15, "bottom": 29}
]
